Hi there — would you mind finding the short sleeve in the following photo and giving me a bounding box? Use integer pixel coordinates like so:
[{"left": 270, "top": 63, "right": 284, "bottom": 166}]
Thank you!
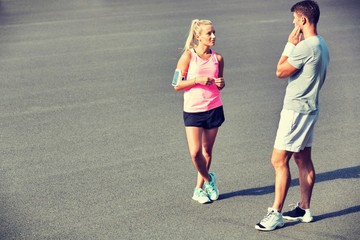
[{"left": 287, "top": 42, "right": 311, "bottom": 70}]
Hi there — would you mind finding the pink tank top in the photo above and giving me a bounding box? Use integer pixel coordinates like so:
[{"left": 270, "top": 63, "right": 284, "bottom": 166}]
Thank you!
[{"left": 184, "top": 48, "right": 223, "bottom": 112}]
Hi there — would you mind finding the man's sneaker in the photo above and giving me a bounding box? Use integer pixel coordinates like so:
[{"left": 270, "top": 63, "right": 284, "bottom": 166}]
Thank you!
[
  {"left": 192, "top": 188, "right": 211, "bottom": 204},
  {"left": 282, "top": 202, "right": 313, "bottom": 222},
  {"left": 255, "top": 208, "right": 284, "bottom": 231},
  {"left": 204, "top": 172, "right": 219, "bottom": 201}
]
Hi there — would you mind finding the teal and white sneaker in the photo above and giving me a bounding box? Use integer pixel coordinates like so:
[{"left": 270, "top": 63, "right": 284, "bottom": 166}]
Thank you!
[
  {"left": 192, "top": 188, "right": 211, "bottom": 204},
  {"left": 204, "top": 172, "right": 219, "bottom": 201},
  {"left": 255, "top": 208, "right": 284, "bottom": 231}
]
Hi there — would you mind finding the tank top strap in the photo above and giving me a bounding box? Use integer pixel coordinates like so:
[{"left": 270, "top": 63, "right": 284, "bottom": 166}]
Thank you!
[
  {"left": 190, "top": 48, "right": 197, "bottom": 62},
  {"left": 211, "top": 50, "right": 218, "bottom": 63}
]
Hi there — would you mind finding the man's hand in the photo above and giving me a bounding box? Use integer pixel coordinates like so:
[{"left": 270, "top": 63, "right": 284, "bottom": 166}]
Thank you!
[{"left": 288, "top": 26, "right": 302, "bottom": 45}]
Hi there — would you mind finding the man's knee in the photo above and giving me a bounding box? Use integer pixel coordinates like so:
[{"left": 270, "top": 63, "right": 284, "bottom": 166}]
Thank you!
[
  {"left": 293, "top": 152, "right": 302, "bottom": 163},
  {"left": 271, "top": 149, "right": 291, "bottom": 168},
  {"left": 271, "top": 157, "right": 287, "bottom": 169},
  {"left": 293, "top": 148, "right": 312, "bottom": 164}
]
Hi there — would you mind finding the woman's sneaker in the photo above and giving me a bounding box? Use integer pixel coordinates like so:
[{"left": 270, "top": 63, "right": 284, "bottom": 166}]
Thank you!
[
  {"left": 282, "top": 202, "right": 313, "bottom": 222},
  {"left": 192, "top": 188, "right": 211, "bottom": 204},
  {"left": 204, "top": 172, "right": 219, "bottom": 201},
  {"left": 255, "top": 208, "right": 284, "bottom": 231}
]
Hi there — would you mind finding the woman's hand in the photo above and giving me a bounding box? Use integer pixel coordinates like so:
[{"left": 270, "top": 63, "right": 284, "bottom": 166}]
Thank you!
[
  {"left": 195, "top": 76, "right": 214, "bottom": 86},
  {"left": 214, "top": 77, "right": 225, "bottom": 89}
]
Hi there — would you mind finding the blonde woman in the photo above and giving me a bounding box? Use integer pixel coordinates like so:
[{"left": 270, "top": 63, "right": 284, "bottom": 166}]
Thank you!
[{"left": 173, "top": 19, "right": 225, "bottom": 204}]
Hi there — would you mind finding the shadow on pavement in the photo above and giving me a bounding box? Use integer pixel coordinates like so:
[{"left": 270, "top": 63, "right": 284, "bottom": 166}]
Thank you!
[
  {"left": 314, "top": 205, "right": 360, "bottom": 221},
  {"left": 220, "top": 165, "right": 360, "bottom": 199}
]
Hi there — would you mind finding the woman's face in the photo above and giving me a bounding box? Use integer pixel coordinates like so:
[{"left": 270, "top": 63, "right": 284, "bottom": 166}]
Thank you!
[{"left": 197, "top": 25, "right": 216, "bottom": 47}]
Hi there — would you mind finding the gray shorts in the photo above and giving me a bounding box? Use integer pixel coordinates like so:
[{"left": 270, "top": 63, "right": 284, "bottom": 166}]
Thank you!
[{"left": 274, "top": 109, "right": 319, "bottom": 152}]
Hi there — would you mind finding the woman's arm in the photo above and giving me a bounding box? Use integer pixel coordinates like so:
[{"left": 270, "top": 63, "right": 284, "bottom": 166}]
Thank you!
[
  {"left": 215, "top": 53, "right": 225, "bottom": 90},
  {"left": 173, "top": 51, "right": 195, "bottom": 91}
]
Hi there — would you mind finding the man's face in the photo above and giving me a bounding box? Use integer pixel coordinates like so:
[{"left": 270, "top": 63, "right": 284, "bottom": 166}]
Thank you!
[{"left": 292, "top": 12, "right": 303, "bottom": 32}]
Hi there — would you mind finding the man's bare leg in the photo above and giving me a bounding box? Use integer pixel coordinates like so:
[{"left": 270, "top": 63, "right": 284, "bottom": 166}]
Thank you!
[
  {"left": 293, "top": 147, "right": 315, "bottom": 209},
  {"left": 271, "top": 148, "right": 293, "bottom": 212}
]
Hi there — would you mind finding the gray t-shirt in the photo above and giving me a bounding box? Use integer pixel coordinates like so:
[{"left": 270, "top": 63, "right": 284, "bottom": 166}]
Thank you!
[{"left": 284, "top": 36, "right": 330, "bottom": 114}]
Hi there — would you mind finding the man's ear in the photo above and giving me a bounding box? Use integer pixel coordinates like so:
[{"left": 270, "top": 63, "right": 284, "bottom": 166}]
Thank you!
[{"left": 301, "top": 16, "right": 307, "bottom": 25}]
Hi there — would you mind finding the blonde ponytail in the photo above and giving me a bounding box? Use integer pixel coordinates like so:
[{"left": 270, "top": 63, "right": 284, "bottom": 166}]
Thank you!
[{"left": 183, "top": 19, "right": 212, "bottom": 52}]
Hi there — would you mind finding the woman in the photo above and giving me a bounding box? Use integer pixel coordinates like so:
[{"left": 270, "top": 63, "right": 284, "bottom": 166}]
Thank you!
[{"left": 173, "top": 19, "right": 225, "bottom": 204}]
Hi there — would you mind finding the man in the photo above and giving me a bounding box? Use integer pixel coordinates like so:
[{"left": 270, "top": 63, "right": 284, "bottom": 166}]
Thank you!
[{"left": 255, "top": 0, "right": 330, "bottom": 231}]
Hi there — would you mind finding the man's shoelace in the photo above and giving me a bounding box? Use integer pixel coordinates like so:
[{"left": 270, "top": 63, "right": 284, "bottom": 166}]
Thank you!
[
  {"left": 287, "top": 203, "right": 300, "bottom": 210},
  {"left": 261, "top": 211, "right": 275, "bottom": 222}
]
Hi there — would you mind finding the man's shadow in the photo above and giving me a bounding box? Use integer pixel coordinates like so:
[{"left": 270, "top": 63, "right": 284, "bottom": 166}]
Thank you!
[
  {"left": 220, "top": 165, "right": 360, "bottom": 198},
  {"left": 219, "top": 165, "right": 360, "bottom": 221}
]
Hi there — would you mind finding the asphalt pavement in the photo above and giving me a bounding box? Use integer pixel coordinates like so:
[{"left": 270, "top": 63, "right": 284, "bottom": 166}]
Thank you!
[{"left": 0, "top": 0, "right": 359, "bottom": 239}]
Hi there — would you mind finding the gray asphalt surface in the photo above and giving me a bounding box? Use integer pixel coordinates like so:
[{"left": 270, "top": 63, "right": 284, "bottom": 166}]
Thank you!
[{"left": 0, "top": 0, "right": 359, "bottom": 239}]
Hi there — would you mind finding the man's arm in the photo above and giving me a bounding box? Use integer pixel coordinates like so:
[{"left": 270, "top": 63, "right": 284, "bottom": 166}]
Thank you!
[
  {"left": 276, "top": 26, "right": 302, "bottom": 79},
  {"left": 276, "top": 55, "right": 299, "bottom": 79}
]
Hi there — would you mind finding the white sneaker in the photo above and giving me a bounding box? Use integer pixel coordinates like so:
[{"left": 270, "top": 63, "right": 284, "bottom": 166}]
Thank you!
[
  {"left": 192, "top": 188, "right": 211, "bottom": 204},
  {"left": 282, "top": 202, "right": 313, "bottom": 223},
  {"left": 255, "top": 208, "right": 284, "bottom": 231}
]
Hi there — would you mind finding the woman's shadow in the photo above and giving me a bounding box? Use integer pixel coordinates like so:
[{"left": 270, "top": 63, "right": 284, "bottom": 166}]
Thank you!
[{"left": 219, "top": 165, "right": 360, "bottom": 221}]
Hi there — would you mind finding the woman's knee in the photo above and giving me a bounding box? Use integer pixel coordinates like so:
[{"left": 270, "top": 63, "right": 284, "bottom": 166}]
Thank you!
[
  {"left": 202, "top": 148, "right": 212, "bottom": 160},
  {"left": 189, "top": 149, "right": 203, "bottom": 161}
]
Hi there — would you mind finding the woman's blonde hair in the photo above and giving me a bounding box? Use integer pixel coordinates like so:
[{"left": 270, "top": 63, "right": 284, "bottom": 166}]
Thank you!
[{"left": 183, "top": 19, "right": 213, "bottom": 52}]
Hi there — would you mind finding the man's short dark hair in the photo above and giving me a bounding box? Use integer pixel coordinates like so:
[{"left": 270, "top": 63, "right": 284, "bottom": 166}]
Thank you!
[{"left": 291, "top": 0, "right": 320, "bottom": 25}]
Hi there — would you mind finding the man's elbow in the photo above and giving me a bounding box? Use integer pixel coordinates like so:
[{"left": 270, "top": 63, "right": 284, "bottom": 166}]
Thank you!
[
  {"left": 276, "top": 70, "right": 287, "bottom": 79},
  {"left": 276, "top": 65, "right": 298, "bottom": 79}
]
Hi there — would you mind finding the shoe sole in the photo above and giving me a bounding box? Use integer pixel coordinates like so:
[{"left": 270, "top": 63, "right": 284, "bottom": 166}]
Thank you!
[
  {"left": 255, "top": 222, "right": 284, "bottom": 231},
  {"left": 209, "top": 195, "right": 219, "bottom": 201},
  {"left": 192, "top": 196, "right": 211, "bottom": 204},
  {"left": 283, "top": 216, "right": 313, "bottom": 223}
]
